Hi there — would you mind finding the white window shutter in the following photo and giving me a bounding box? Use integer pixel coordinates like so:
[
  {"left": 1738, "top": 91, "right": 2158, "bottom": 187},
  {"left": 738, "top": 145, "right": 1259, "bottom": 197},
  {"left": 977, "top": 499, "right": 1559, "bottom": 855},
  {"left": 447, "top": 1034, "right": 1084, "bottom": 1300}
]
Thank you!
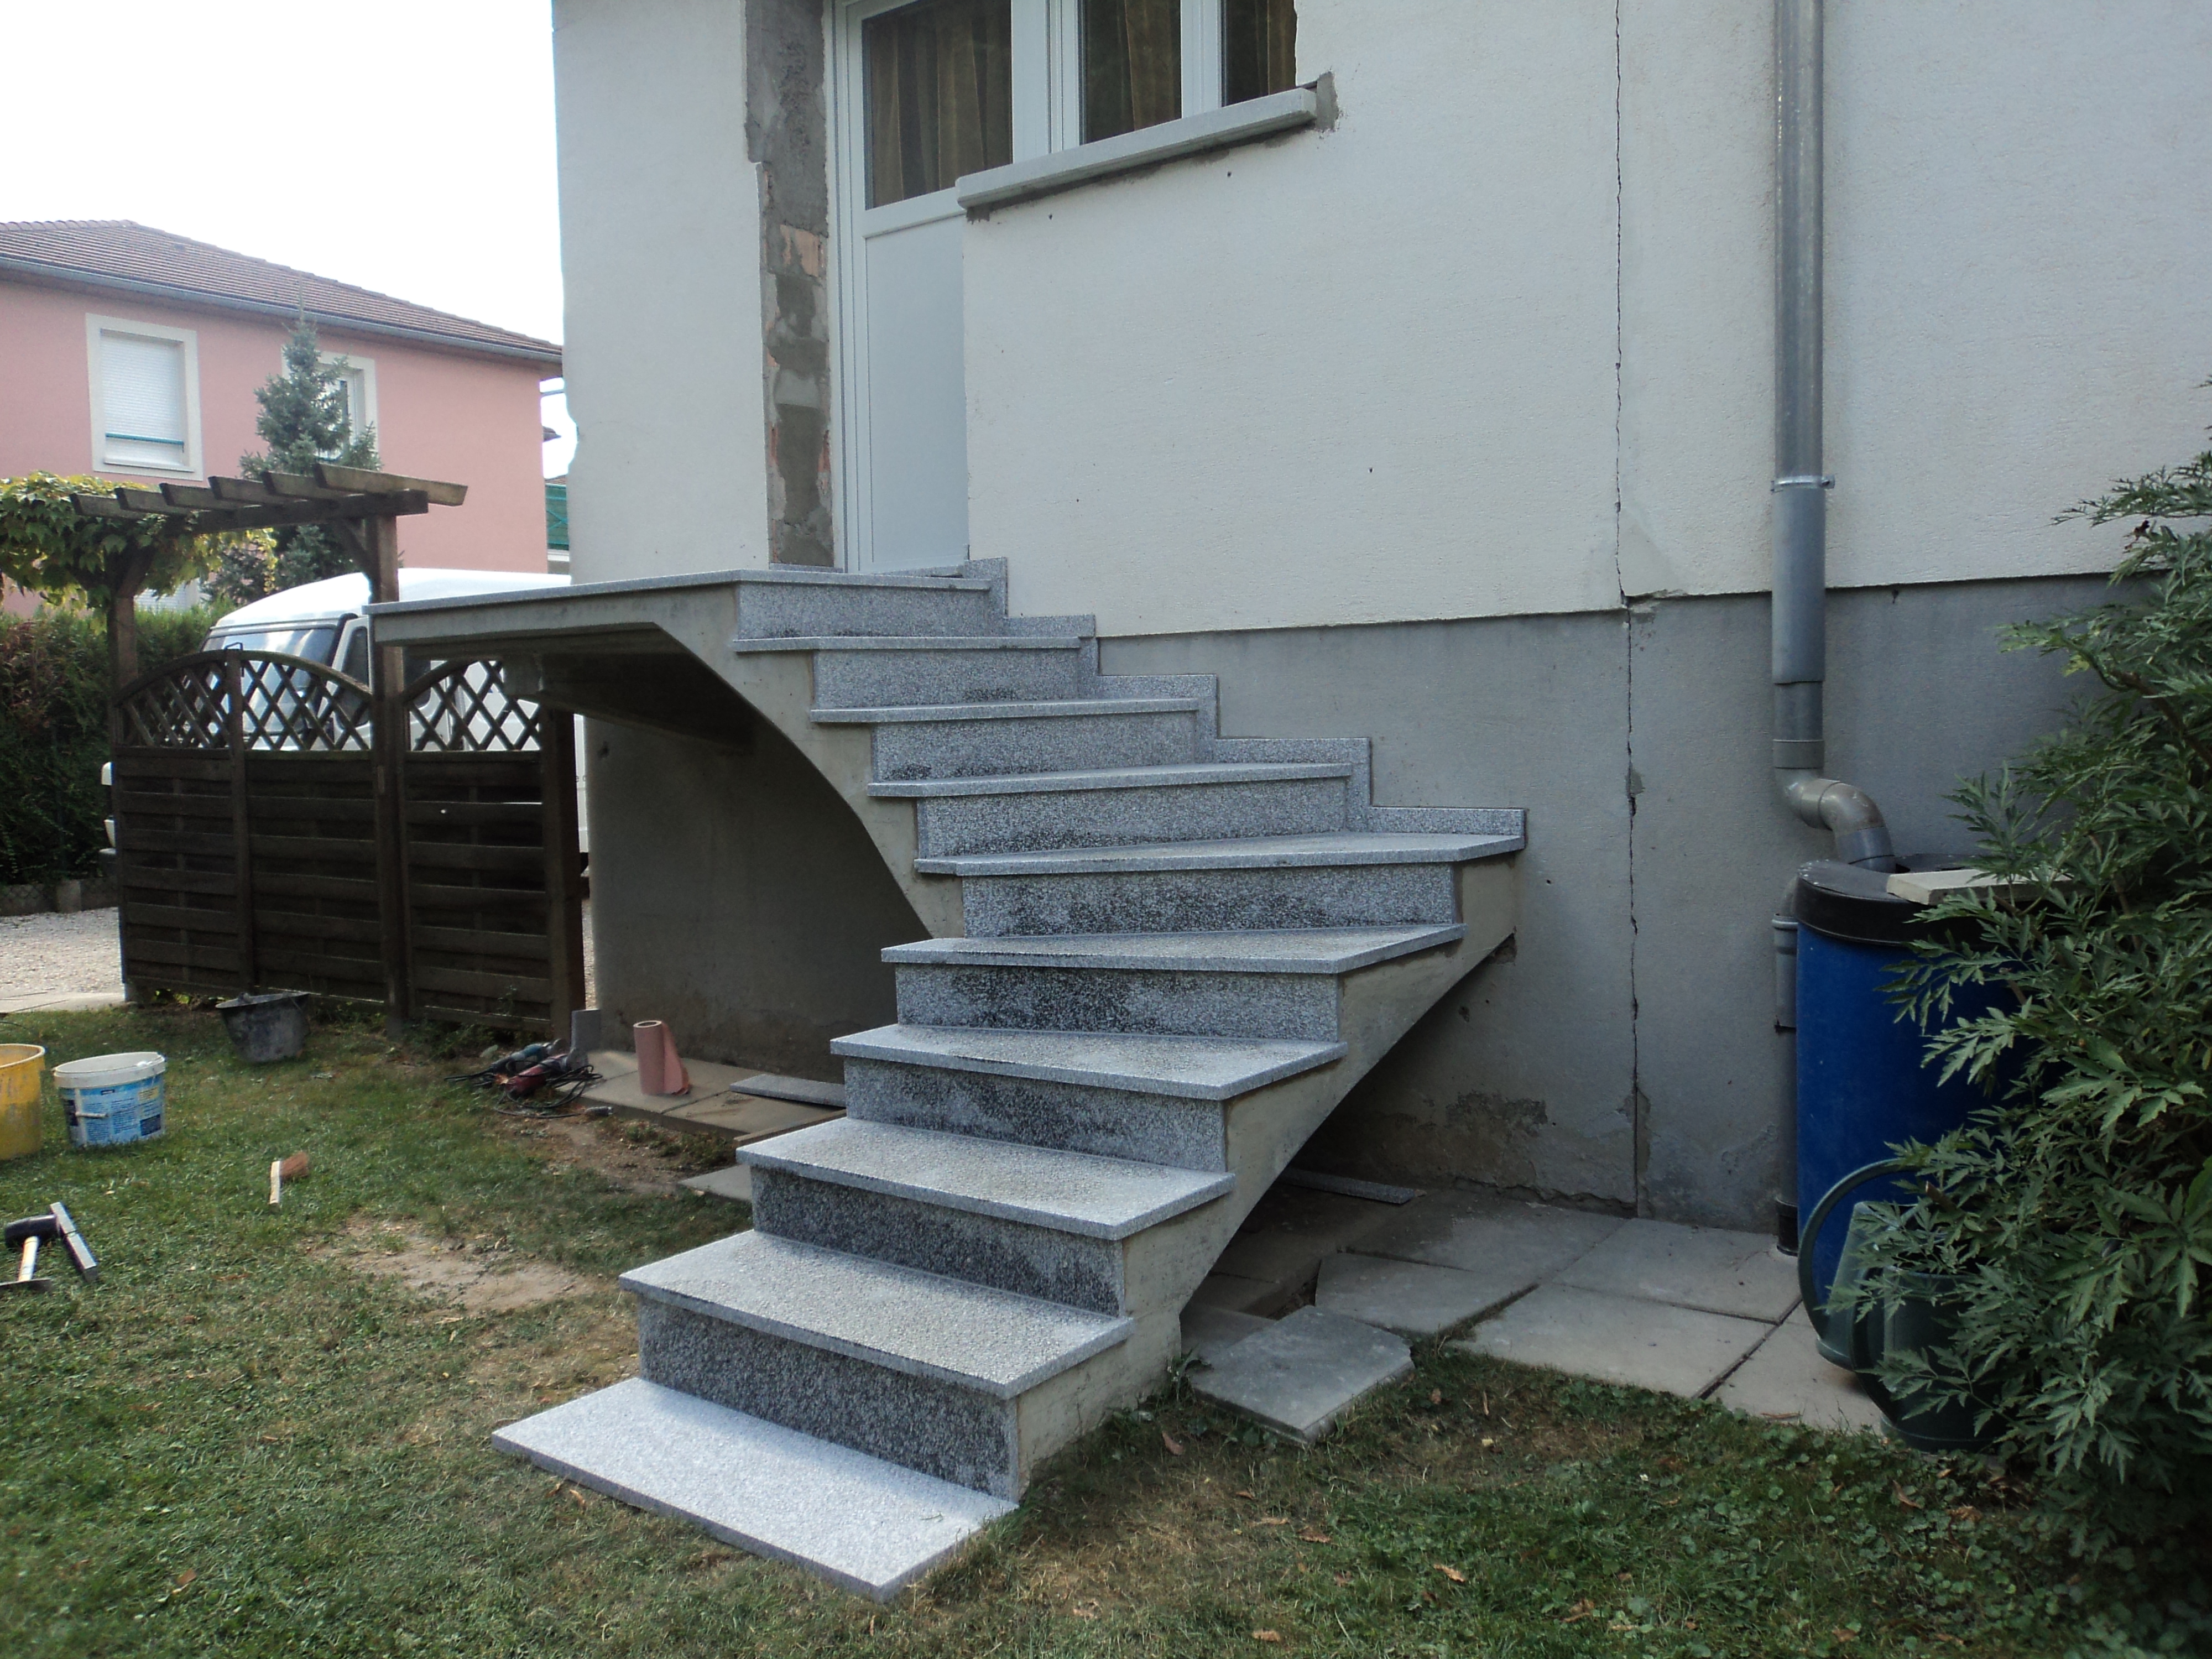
[{"left": 101, "top": 333, "right": 188, "bottom": 467}]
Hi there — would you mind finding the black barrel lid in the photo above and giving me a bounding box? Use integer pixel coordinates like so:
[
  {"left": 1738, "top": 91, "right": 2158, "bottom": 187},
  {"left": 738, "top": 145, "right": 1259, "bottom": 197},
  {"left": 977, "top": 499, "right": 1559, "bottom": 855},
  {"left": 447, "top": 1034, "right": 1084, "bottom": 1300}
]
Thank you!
[{"left": 1793, "top": 854, "right": 1978, "bottom": 947}]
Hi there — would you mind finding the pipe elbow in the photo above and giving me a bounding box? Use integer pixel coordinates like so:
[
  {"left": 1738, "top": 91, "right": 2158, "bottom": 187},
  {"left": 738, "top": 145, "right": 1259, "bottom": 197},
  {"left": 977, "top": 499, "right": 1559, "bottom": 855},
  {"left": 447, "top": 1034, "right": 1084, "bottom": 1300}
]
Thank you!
[{"left": 1780, "top": 773, "right": 1900, "bottom": 870}]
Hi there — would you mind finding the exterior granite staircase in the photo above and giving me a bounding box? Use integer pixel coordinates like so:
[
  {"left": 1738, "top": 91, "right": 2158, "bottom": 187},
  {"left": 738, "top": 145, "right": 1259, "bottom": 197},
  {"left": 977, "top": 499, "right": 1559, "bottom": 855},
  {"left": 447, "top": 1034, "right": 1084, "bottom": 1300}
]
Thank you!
[{"left": 493, "top": 562, "right": 1524, "bottom": 1598}]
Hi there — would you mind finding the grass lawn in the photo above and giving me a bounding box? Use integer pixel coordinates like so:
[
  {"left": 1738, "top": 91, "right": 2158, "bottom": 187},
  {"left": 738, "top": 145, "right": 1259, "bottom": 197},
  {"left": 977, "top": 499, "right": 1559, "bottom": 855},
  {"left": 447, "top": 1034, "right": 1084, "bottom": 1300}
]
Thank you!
[{"left": 1, "top": 1006, "right": 2202, "bottom": 1658}]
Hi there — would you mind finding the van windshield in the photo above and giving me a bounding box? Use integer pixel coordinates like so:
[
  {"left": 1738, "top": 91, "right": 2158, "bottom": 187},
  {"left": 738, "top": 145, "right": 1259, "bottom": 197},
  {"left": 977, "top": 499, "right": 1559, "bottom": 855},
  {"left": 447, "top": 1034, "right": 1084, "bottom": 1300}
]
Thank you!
[{"left": 209, "top": 625, "right": 340, "bottom": 665}]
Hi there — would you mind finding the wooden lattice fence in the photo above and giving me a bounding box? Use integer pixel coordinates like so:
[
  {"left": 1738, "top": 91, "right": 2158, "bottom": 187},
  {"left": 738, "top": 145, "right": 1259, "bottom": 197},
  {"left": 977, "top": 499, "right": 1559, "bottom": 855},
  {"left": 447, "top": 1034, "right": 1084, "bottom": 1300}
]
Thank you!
[{"left": 111, "top": 651, "right": 584, "bottom": 1035}]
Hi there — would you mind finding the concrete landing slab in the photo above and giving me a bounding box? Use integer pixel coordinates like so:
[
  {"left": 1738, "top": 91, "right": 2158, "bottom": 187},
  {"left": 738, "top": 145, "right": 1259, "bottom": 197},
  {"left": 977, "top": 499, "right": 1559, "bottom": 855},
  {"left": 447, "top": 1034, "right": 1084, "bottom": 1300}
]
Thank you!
[
  {"left": 1181, "top": 1304, "right": 1272, "bottom": 1366},
  {"left": 493, "top": 1378, "right": 1011, "bottom": 1600},
  {"left": 1552, "top": 1219, "right": 1799, "bottom": 1322},
  {"left": 1314, "top": 1252, "right": 1519, "bottom": 1338},
  {"left": 682, "top": 1165, "right": 754, "bottom": 1204},
  {"left": 1454, "top": 1285, "right": 1774, "bottom": 1399},
  {"left": 1191, "top": 1305, "right": 1412, "bottom": 1441},
  {"left": 1714, "top": 1307, "right": 1886, "bottom": 1433},
  {"left": 1356, "top": 1187, "right": 1626, "bottom": 1282},
  {"left": 1210, "top": 1181, "right": 1406, "bottom": 1312},
  {"left": 585, "top": 1050, "right": 843, "bottom": 1145}
]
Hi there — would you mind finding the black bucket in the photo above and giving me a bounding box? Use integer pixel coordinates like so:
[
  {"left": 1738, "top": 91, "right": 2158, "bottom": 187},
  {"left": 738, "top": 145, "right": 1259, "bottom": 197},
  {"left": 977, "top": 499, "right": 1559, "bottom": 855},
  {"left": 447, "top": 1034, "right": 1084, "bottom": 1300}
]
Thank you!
[{"left": 217, "top": 992, "right": 311, "bottom": 1064}]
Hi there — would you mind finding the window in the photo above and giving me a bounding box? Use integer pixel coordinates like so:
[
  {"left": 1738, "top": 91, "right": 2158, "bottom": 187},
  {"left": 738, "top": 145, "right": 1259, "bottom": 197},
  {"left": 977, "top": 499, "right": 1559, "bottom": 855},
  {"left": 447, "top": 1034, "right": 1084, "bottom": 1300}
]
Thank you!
[
  {"left": 1082, "top": 0, "right": 1180, "bottom": 142},
  {"left": 87, "top": 316, "right": 200, "bottom": 475},
  {"left": 322, "top": 353, "right": 377, "bottom": 445},
  {"left": 864, "top": 0, "right": 1014, "bottom": 206},
  {"left": 1223, "top": 0, "right": 1296, "bottom": 107}
]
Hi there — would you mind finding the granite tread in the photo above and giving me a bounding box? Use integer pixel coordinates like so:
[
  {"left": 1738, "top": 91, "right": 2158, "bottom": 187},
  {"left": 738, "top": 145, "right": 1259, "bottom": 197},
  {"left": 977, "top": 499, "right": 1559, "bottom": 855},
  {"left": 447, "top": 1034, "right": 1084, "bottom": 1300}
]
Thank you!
[
  {"left": 873, "top": 761, "right": 1355, "bottom": 799},
  {"left": 812, "top": 697, "right": 1205, "bottom": 724},
  {"left": 831, "top": 1023, "right": 1347, "bottom": 1100},
  {"left": 881, "top": 924, "right": 1465, "bottom": 974},
  {"left": 621, "top": 1232, "right": 1130, "bottom": 1397},
  {"left": 916, "top": 831, "right": 1523, "bottom": 876},
  {"left": 731, "top": 635, "right": 1082, "bottom": 654},
  {"left": 492, "top": 1379, "right": 1011, "bottom": 1601},
  {"left": 741, "top": 1117, "right": 1234, "bottom": 1239}
]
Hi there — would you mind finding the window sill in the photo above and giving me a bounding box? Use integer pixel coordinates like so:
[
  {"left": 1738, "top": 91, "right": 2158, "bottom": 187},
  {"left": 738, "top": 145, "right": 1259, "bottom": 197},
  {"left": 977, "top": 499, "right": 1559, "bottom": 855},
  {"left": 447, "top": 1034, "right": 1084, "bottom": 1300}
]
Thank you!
[{"left": 957, "top": 82, "right": 1325, "bottom": 217}]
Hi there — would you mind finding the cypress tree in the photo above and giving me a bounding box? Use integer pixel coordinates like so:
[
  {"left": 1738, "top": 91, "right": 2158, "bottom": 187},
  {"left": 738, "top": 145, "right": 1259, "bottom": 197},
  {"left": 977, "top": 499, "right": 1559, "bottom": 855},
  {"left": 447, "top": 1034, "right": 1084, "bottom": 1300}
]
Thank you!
[{"left": 207, "top": 317, "right": 380, "bottom": 606}]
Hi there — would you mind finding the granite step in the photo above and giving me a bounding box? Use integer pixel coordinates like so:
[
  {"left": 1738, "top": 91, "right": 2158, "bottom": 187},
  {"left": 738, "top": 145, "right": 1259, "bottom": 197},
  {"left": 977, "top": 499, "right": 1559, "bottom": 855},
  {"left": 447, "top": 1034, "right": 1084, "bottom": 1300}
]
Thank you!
[
  {"left": 925, "top": 831, "right": 1521, "bottom": 936},
  {"left": 885, "top": 925, "right": 1467, "bottom": 1040},
  {"left": 832, "top": 1022, "right": 1347, "bottom": 1100},
  {"left": 626, "top": 1232, "right": 1129, "bottom": 1498},
  {"left": 731, "top": 570, "right": 1004, "bottom": 641},
  {"left": 742, "top": 1118, "right": 1235, "bottom": 1313},
  {"left": 493, "top": 1378, "right": 1013, "bottom": 1601},
  {"left": 874, "top": 763, "right": 1357, "bottom": 857},
  {"left": 739, "top": 636, "right": 1090, "bottom": 709},
  {"left": 815, "top": 698, "right": 1207, "bottom": 781}
]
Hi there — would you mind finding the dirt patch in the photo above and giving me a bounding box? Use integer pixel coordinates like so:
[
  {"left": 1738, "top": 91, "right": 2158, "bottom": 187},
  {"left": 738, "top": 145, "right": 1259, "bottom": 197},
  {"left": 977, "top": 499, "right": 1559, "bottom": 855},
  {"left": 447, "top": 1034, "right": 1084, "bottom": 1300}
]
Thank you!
[
  {"left": 333, "top": 1217, "right": 607, "bottom": 1313},
  {"left": 497, "top": 1110, "right": 728, "bottom": 1198}
]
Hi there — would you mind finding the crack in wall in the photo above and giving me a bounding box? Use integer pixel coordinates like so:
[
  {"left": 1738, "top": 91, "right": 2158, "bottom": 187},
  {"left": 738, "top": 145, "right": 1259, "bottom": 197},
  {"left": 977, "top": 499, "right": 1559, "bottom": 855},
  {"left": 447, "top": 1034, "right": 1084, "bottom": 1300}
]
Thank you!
[{"left": 1611, "top": 1, "right": 1650, "bottom": 1217}]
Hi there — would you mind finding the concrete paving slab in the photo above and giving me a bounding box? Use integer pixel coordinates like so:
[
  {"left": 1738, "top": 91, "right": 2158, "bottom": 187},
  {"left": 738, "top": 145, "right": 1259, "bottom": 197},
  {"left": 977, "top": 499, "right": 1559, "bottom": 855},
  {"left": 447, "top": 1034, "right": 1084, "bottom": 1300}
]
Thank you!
[
  {"left": 1714, "top": 1307, "right": 1886, "bottom": 1433},
  {"left": 493, "top": 1378, "right": 1011, "bottom": 1601},
  {"left": 1454, "top": 1285, "right": 1774, "bottom": 1399},
  {"left": 586, "top": 1052, "right": 843, "bottom": 1144},
  {"left": 1186, "top": 1270, "right": 1284, "bottom": 1316},
  {"left": 682, "top": 1165, "right": 754, "bottom": 1204},
  {"left": 1210, "top": 1181, "right": 1405, "bottom": 1307},
  {"left": 1191, "top": 1305, "right": 1412, "bottom": 1441},
  {"left": 1181, "top": 1304, "right": 1272, "bottom": 1366},
  {"left": 1356, "top": 1186, "right": 1626, "bottom": 1281},
  {"left": 1552, "top": 1218, "right": 1799, "bottom": 1322},
  {"left": 1313, "top": 1252, "right": 1520, "bottom": 1338}
]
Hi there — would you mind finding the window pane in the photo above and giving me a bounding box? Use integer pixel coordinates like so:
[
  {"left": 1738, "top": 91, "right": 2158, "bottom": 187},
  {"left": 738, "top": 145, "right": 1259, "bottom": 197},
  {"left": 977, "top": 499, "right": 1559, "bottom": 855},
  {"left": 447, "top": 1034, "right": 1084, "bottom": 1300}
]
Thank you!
[
  {"left": 864, "top": 0, "right": 1013, "bottom": 207},
  {"left": 1083, "top": 0, "right": 1180, "bottom": 144},
  {"left": 102, "top": 332, "right": 188, "bottom": 467},
  {"left": 1224, "top": 0, "right": 1296, "bottom": 106}
]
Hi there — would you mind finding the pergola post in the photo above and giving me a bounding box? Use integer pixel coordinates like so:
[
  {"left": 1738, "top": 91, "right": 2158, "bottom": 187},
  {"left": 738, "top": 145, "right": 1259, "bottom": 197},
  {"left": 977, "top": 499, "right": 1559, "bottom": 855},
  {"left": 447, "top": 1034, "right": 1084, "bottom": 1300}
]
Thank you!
[{"left": 363, "top": 512, "right": 413, "bottom": 1039}]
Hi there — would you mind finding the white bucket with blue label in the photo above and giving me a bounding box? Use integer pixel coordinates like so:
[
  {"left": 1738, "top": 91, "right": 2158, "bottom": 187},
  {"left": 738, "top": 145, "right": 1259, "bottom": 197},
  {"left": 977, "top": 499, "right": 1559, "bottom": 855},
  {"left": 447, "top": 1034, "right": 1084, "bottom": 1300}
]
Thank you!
[{"left": 56, "top": 1051, "right": 167, "bottom": 1149}]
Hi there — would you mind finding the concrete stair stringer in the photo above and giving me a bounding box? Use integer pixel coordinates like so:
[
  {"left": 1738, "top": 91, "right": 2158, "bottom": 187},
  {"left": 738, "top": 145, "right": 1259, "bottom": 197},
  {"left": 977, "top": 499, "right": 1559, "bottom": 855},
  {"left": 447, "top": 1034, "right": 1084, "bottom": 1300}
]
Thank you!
[{"left": 974, "top": 857, "right": 1518, "bottom": 1477}]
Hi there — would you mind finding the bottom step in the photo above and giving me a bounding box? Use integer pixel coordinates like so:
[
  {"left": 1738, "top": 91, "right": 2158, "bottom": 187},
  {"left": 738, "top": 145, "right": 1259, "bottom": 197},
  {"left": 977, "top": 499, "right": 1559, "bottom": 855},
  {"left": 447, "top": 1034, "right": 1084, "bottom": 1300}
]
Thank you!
[{"left": 493, "top": 1378, "right": 1013, "bottom": 1600}]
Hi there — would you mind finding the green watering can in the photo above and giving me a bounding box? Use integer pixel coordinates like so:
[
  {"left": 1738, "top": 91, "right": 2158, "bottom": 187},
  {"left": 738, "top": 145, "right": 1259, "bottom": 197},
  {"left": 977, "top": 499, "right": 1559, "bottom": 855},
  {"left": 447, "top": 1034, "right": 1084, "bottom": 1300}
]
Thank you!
[{"left": 1799, "top": 1159, "right": 1999, "bottom": 1455}]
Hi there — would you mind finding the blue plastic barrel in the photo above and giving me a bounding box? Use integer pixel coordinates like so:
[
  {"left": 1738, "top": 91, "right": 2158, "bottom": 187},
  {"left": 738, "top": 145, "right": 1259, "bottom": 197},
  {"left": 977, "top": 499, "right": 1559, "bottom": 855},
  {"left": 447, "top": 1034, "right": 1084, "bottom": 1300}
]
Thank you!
[{"left": 1794, "top": 860, "right": 2001, "bottom": 1324}]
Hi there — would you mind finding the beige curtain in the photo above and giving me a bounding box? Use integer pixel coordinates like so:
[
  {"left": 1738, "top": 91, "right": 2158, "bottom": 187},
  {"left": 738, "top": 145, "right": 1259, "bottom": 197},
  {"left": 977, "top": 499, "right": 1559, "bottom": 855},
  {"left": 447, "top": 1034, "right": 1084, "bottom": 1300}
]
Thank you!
[
  {"left": 865, "top": 0, "right": 1014, "bottom": 207},
  {"left": 1224, "top": 0, "right": 1296, "bottom": 106},
  {"left": 1082, "top": 0, "right": 1181, "bottom": 143}
]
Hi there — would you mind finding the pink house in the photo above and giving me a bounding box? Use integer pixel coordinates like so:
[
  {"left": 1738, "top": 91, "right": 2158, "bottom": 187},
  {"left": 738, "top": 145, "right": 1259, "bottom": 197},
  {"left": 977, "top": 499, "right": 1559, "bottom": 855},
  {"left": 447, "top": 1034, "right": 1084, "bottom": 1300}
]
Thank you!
[{"left": 0, "top": 220, "right": 561, "bottom": 594}]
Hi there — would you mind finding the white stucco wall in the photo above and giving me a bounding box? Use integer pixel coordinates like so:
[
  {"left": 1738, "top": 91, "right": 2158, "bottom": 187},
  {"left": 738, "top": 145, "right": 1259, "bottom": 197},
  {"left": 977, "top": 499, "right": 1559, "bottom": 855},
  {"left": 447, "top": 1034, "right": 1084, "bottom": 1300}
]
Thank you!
[
  {"left": 963, "top": 0, "right": 2212, "bottom": 635},
  {"left": 554, "top": 0, "right": 772, "bottom": 582},
  {"left": 965, "top": 0, "right": 1624, "bottom": 633}
]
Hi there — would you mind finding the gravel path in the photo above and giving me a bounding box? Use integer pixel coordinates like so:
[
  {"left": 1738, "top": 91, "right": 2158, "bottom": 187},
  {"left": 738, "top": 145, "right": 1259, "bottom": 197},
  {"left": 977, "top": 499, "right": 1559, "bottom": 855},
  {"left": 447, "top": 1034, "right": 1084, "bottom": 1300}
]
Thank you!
[{"left": 0, "top": 907, "right": 124, "bottom": 1006}]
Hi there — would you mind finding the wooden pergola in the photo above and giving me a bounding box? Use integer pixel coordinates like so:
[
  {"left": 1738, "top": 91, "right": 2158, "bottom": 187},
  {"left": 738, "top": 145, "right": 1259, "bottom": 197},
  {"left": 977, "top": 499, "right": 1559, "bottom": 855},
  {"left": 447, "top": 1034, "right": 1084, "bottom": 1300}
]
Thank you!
[{"left": 77, "top": 463, "right": 484, "bottom": 1033}]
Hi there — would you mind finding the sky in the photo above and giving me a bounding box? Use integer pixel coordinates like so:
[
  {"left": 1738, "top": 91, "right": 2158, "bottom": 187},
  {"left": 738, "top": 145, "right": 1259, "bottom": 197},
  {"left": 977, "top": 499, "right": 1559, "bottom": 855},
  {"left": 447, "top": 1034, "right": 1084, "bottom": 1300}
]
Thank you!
[{"left": 0, "top": 0, "right": 575, "bottom": 474}]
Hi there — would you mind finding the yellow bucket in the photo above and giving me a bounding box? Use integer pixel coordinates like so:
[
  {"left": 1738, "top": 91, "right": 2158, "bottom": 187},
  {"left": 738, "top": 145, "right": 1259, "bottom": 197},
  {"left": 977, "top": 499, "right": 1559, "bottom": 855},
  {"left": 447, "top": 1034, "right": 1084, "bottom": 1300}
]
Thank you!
[{"left": 0, "top": 1044, "right": 45, "bottom": 1162}]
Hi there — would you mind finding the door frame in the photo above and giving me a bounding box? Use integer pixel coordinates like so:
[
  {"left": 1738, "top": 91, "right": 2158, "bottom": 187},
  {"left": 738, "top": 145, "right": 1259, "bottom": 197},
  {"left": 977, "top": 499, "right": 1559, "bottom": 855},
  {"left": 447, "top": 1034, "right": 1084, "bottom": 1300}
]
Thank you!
[{"left": 826, "top": 0, "right": 1239, "bottom": 568}]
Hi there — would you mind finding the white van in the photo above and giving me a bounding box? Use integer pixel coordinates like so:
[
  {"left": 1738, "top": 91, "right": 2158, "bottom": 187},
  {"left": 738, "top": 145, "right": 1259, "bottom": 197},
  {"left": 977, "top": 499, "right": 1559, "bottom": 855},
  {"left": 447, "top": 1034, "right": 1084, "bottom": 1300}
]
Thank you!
[
  {"left": 202, "top": 567, "right": 587, "bottom": 849},
  {"left": 202, "top": 567, "right": 568, "bottom": 681}
]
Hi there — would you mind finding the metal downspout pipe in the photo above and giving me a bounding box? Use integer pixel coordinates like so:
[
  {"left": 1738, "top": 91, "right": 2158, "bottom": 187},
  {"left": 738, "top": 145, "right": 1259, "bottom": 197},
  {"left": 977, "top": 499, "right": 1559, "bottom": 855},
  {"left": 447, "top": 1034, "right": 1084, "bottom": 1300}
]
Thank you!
[{"left": 1770, "top": 0, "right": 1900, "bottom": 1249}]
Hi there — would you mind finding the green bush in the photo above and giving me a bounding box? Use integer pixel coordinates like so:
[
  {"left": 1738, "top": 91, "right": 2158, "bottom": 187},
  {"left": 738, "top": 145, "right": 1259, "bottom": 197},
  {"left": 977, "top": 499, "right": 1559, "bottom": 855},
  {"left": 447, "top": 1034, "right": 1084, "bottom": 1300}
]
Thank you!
[
  {"left": 1867, "top": 431, "right": 2212, "bottom": 1545},
  {"left": 0, "top": 604, "right": 215, "bottom": 883}
]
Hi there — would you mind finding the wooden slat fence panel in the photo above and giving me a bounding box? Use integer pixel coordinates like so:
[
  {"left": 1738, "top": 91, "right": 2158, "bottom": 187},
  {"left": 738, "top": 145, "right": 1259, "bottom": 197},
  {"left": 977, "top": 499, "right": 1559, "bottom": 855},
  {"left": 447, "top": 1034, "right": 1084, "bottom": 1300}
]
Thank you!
[{"left": 109, "top": 650, "right": 583, "bottom": 1036}]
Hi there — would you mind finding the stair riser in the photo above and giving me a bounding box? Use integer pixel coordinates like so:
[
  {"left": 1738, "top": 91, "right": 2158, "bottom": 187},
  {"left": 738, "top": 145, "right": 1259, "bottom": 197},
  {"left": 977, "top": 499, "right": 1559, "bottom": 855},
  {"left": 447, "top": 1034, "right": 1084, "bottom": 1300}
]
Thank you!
[
  {"left": 750, "top": 1168, "right": 1127, "bottom": 1316},
  {"left": 895, "top": 962, "right": 1343, "bottom": 1042},
  {"left": 736, "top": 583, "right": 1001, "bottom": 640},
  {"left": 914, "top": 778, "right": 1350, "bottom": 858},
  {"left": 872, "top": 710, "right": 1201, "bottom": 782},
  {"left": 843, "top": 1057, "right": 1228, "bottom": 1170},
  {"left": 959, "top": 863, "right": 1464, "bottom": 936},
  {"left": 635, "top": 1298, "right": 1021, "bottom": 1498},
  {"left": 812, "top": 649, "right": 1084, "bottom": 709}
]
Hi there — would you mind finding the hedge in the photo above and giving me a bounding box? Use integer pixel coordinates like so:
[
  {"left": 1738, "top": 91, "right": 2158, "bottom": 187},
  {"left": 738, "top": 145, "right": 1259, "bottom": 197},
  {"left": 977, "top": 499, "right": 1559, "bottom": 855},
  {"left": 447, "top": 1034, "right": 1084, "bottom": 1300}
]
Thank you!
[{"left": 0, "top": 605, "right": 215, "bottom": 883}]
